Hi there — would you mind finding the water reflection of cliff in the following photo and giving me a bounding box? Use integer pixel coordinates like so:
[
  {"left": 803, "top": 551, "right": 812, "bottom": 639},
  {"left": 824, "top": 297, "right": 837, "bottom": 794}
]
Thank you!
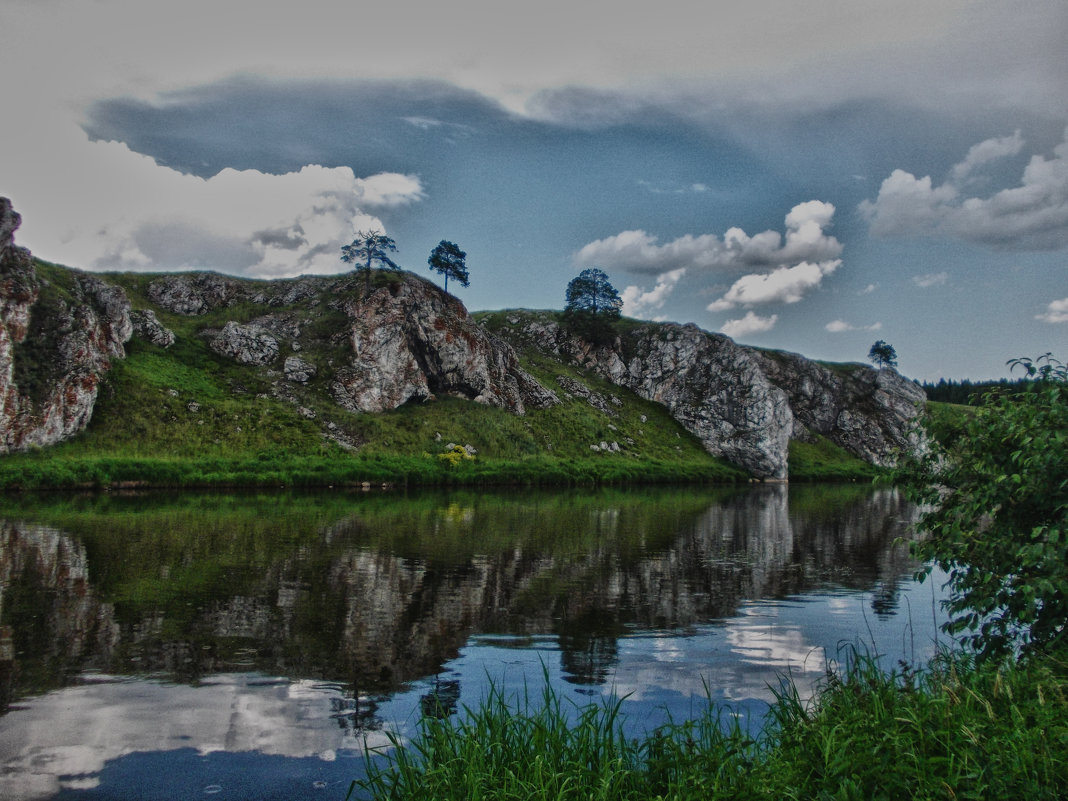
[
  {"left": 0, "top": 486, "right": 921, "bottom": 706},
  {"left": 0, "top": 521, "right": 117, "bottom": 711}
]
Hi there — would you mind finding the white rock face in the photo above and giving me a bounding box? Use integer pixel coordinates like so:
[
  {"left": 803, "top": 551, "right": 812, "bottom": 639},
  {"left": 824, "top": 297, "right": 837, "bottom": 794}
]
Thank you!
[
  {"left": 491, "top": 316, "right": 793, "bottom": 478},
  {"left": 147, "top": 273, "right": 247, "bottom": 315},
  {"left": 329, "top": 275, "right": 558, "bottom": 414},
  {"left": 753, "top": 349, "right": 927, "bottom": 467},
  {"left": 284, "top": 356, "right": 317, "bottom": 384},
  {"left": 209, "top": 321, "right": 280, "bottom": 366},
  {"left": 489, "top": 313, "right": 925, "bottom": 480}
]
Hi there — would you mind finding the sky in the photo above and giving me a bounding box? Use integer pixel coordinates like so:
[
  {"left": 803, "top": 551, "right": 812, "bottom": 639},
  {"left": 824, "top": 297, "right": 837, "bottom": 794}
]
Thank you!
[{"left": 1, "top": 0, "right": 1066, "bottom": 381}]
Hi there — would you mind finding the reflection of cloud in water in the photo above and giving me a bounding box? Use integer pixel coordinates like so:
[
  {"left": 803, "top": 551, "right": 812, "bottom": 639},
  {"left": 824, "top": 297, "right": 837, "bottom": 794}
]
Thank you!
[
  {"left": 0, "top": 674, "right": 392, "bottom": 800},
  {"left": 726, "top": 608, "right": 827, "bottom": 672},
  {"left": 594, "top": 607, "right": 828, "bottom": 710}
]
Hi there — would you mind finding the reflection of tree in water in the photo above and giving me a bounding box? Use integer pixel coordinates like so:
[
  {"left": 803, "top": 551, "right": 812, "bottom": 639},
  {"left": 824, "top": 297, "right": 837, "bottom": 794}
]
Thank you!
[
  {"left": 420, "top": 675, "right": 461, "bottom": 719},
  {"left": 558, "top": 610, "right": 620, "bottom": 687},
  {"left": 871, "top": 578, "right": 903, "bottom": 618},
  {"left": 329, "top": 691, "right": 382, "bottom": 733}
]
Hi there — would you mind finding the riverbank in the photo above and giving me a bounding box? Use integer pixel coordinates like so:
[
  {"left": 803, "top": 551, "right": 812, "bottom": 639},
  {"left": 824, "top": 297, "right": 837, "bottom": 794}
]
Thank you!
[
  {"left": 356, "top": 647, "right": 1068, "bottom": 801},
  {"left": 0, "top": 443, "right": 880, "bottom": 491}
]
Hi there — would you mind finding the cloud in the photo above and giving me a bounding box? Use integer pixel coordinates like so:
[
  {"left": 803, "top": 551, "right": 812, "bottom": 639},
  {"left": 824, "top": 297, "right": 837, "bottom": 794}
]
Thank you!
[
  {"left": 4, "top": 122, "right": 424, "bottom": 278},
  {"left": 721, "top": 312, "right": 778, "bottom": 338},
  {"left": 912, "top": 272, "right": 948, "bottom": 288},
  {"left": 1036, "top": 297, "right": 1068, "bottom": 324},
  {"left": 858, "top": 283, "right": 878, "bottom": 295},
  {"left": 707, "top": 260, "right": 841, "bottom": 311},
  {"left": 574, "top": 201, "right": 842, "bottom": 276},
  {"left": 861, "top": 127, "right": 1068, "bottom": 250},
  {"left": 620, "top": 268, "right": 686, "bottom": 319},
  {"left": 352, "top": 173, "right": 426, "bottom": 207},
  {"left": 825, "top": 319, "right": 882, "bottom": 333},
  {"left": 951, "top": 130, "right": 1025, "bottom": 185},
  {"left": 637, "top": 180, "right": 711, "bottom": 195}
]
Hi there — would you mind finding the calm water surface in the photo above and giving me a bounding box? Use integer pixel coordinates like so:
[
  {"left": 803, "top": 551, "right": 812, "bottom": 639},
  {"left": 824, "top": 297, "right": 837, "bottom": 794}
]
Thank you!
[{"left": 0, "top": 485, "right": 946, "bottom": 800}]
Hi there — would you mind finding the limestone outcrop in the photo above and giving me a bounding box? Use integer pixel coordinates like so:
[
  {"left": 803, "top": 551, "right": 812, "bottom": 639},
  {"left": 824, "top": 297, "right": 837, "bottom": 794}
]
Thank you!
[
  {"left": 130, "top": 309, "right": 175, "bottom": 348},
  {"left": 488, "top": 312, "right": 924, "bottom": 479},
  {"left": 0, "top": 199, "right": 133, "bottom": 454},
  {"left": 209, "top": 321, "right": 280, "bottom": 366},
  {"left": 753, "top": 349, "right": 927, "bottom": 467},
  {"left": 147, "top": 273, "right": 248, "bottom": 315},
  {"left": 488, "top": 314, "right": 794, "bottom": 478},
  {"left": 329, "top": 275, "right": 558, "bottom": 414}
]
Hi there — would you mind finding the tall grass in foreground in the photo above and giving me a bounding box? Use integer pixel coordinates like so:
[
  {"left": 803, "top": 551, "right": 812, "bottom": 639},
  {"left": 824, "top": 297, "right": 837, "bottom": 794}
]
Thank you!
[{"left": 354, "top": 650, "right": 1068, "bottom": 801}]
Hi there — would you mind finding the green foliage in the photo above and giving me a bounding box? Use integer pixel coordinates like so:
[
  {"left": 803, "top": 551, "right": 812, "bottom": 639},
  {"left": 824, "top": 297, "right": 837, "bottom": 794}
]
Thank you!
[
  {"left": 358, "top": 650, "right": 1068, "bottom": 801},
  {"left": 758, "top": 650, "right": 1068, "bottom": 800},
  {"left": 427, "top": 240, "right": 469, "bottom": 293},
  {"left": 564, "top": 268, "right": 623, "bottom": 345},
  {"left": 787, "top": 435, "right": 881, "bottom": 482},
  {"left": 437, "top": 443, "right": 476, "bottom": 467},
  {"left": 897, "top": 354, "right": 1068, "bottom": 660},
  {"left": 868, "top": 339, "right": 898, "bottom": 369},
  {"left": 11, "top": 291, "right": 68, "bottom": 408}
]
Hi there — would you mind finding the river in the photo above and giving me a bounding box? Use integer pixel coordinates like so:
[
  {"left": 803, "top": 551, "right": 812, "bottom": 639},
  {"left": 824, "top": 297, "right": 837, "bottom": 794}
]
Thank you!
[{"left": 0, "top": 484, "right": 946, "bottom": 800}]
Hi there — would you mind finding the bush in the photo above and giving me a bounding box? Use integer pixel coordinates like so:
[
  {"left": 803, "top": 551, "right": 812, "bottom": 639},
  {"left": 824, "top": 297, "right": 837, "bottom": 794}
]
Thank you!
[{"left": 897, "top": 354, "right": 1068, "bottom": 660}]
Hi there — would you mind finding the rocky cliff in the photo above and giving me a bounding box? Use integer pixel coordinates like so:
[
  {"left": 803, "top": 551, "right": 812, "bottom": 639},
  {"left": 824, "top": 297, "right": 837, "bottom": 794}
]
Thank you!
[
  {"left": 0, "top": 200, "right": 133, "bottom": 454},
  {"left": 752, "top": 348, "right": 927, "bottom": 468},
  {"left": 485, "top": 314, "right": 795, "bottom": 477},
  {"left": 485, "top": 312, "right": 925, "bottom": 479},
  {"left": 145, "top": 269, "right": 558, "bottom": 415}
]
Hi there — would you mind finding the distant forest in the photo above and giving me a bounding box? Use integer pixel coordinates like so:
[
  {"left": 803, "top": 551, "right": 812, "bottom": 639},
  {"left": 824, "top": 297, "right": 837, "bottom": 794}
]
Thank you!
[{"left": 922, "top": 377, "right": 1037, "bottom": 405}]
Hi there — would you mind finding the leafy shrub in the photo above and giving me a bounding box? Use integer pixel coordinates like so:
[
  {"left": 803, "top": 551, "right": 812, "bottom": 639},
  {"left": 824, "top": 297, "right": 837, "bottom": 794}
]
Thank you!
[
  {"left": 897, "top": 354, "right": 1068, "bottom": 659},
  {"left": 437, "top": 444, "right": 476, "bottom": 467}
]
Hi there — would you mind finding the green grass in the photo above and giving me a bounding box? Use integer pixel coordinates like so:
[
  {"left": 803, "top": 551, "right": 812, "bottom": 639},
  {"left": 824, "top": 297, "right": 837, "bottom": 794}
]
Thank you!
[
  {"left": 788, "top": 435, "right": 882, "bottom": 481},
  {"left": 356, "top": 649, "right": 1068, "bottom": 801}
]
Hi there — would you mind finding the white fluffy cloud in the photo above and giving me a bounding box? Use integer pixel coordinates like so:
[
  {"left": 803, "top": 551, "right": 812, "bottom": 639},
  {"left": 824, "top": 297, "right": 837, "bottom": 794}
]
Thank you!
[
  {"left": 861, "top": 127, "right": 1068, "bottom": 250},
  {"left": 825, "top": 319, "right": 882, "bottom": 333},
  {"left": 574, "top": 201, "right": 842, "bottom": 276},
  {"left": 620, "top": 268, "right": 686, "bottom": 320},
  {"left": 707, "top": 260, "right": 841, "bottom": 311},
  {"left": 1036, "top": 297, "right": 1068, "bottom": 324},
  {"left": 721, "top": 312, "right": 779, "bottom": 339},
  {"left": 5, "top": 127, "right": 424, "bottom": 278}
]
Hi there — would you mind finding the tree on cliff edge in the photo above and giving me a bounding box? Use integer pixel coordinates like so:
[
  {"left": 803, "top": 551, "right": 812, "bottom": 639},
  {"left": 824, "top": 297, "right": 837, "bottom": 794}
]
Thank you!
[
  {"left": 428, "top": 240, "right": 469, "bottom": 293},
  {"left": 868, "top": 340, "right": 898, "bottom": 369},
  {"left": 564, "top": 268, "right": 623, "bottom": 345},
  {"left": 341, "top": 231, "right": 399, "bottom": 292}
]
